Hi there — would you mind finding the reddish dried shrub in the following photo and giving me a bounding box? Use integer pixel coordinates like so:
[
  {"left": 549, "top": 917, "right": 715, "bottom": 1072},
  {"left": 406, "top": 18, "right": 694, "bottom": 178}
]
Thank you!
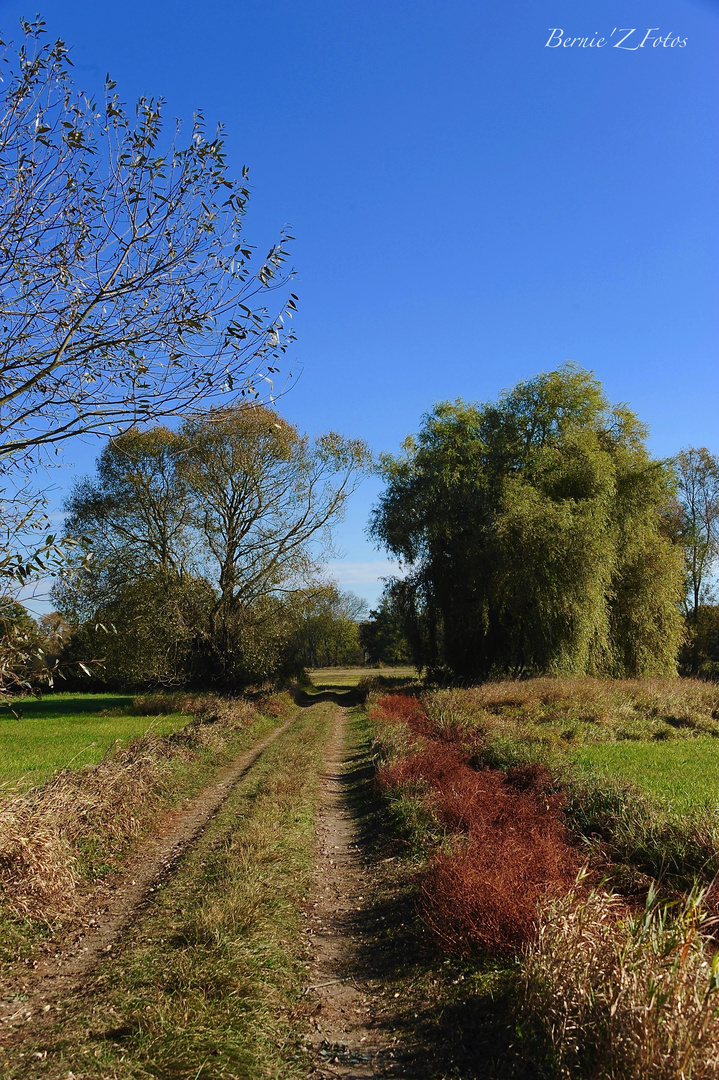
[
  {"left": 374, "top": 693, "right": 425, "bottom": 725},
  {"left": 419, "top": 824, "right": 576, "bottom": 955},
  {"left": 373, "top": 694, "right": 579, "bottom": 956},
  {"left": 376, "top": 743, "right": 467, "bottom": 795}
]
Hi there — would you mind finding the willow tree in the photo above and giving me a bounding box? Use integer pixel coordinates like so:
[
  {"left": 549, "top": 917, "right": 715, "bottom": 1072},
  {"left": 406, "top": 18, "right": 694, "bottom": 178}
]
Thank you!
[{"left": 371, "top": 365, "right": 684, "bottom": 680}]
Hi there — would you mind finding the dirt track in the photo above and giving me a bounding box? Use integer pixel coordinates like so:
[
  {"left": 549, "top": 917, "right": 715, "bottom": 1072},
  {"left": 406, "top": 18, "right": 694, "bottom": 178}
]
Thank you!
[
  {"left": 0, "top": 715, "right": 295, "bottom": 1032},
  {"left": 305, "top": 708, "right": 400, "bottom": 1079}
]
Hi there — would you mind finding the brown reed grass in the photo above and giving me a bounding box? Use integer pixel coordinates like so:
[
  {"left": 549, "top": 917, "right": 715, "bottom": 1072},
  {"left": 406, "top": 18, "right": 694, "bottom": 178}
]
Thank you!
[{"left": 524, "top": 884, "right": 719, "bottom": 1078}]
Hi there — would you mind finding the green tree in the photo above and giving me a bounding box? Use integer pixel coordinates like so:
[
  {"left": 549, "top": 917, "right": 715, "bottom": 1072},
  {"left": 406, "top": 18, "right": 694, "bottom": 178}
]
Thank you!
[
  {"left": 291, "top": 584, "right": 367, "bottom": 668},
  {"left": 57, "top": 426, "right": 194, "bottom": 623},
  {"left": 371, "top": 365, "right": 684, "bottom": 681},
  {"left": 359, "top": 593, "right": 412, "bottom": 666},
  {"left": 59, "top": 570, "right": 214, "bottom": 689},
  {"left": 178, "top": 407, "right": 371, "bottom": 686},
  {"left": 0, "top": 598, "right": 44, "bottom": 693},
  {"left": 674, "top": 447, "right": 719, "bottom": 621},
  {"left": 56, "top": 407, "right": 372, "bottom": 688}
]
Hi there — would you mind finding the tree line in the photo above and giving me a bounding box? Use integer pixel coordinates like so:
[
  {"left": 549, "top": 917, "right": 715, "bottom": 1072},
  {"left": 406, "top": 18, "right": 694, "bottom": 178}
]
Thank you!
[{"left": 0, "top": 24, "right": 715, "bottom": 696}]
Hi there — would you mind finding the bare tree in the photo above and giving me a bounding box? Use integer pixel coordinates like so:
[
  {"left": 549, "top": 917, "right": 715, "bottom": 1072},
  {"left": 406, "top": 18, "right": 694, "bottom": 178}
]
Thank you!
[{"left": 0, "top": 19, "right": 296, "bottom": 478}]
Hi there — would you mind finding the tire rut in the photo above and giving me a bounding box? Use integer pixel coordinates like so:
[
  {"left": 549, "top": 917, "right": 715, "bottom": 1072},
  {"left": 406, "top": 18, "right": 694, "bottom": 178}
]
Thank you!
[
  {"left": 305, "top": 707, "right": 399, "bottom": 1080},
  {"left": 0, "top": 714, "right": 296, "bottom": 1033}
]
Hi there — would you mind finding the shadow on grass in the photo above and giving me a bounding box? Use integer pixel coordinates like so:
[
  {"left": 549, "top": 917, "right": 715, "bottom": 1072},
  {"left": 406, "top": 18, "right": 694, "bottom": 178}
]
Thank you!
[
  {"left": 295, "top": 688, "right": 366, "bottom": 708},
  {"left": 4, "top": 695, "right": 133, "bottom": 720},
  {"left": 332, "top": 733, "right": 538, "bottom": 1079}
]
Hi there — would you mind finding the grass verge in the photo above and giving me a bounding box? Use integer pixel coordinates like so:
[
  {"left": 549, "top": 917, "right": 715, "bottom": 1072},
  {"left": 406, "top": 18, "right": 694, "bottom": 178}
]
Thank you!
[
  {"left": 0, "top": 693, "right": 194, "bottom": 791},
  {"left": 0, "top": 695, "right": 287, "bottom": 971},
  {"left": 366, "top": 687, "right": 719, "bottom": 1079},
  {"left": 7, "top": 701, "right": 336, "bottom": 1080}
]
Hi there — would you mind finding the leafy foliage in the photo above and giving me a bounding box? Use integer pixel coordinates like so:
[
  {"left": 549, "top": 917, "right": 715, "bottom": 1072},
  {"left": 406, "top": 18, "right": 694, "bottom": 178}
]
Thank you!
[
  {"left": 56, "top": 407, "right": 372, "bottom": 688},
  {"left": 290, "top": 583, "right": 366, "bottom": 668},
  {"left": 371, "top": 365, "right": 684, "bottom": 680},
  {"left": 0, "top": 18, "right": 297, "bottom": 691},
  {"left": 359, "top": 593, "right": 412, "bottom": 666}
]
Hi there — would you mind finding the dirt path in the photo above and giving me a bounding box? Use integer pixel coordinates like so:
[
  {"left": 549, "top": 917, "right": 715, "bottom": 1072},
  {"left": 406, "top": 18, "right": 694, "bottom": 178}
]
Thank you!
[
  {"left": 0, "top": 715, "right": 295, "bottom": 1032},
  {"left": 305, "top": 707, "right": 399, "bottom": 1080}
]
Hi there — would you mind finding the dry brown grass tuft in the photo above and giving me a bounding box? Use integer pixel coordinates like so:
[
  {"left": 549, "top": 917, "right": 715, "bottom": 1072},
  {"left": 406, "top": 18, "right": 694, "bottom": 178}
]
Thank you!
[
  {"left": 131, "top": 690, "right": 207, "bottom": 716},
  {"left": 0, "top": 808, "right": 78, "bottom": 917},
  {"left": 0, "top": 694, "right": 262, "bottom": 920},
  {"left": 524, "top": 884, "right": 719, "bottom": 1078}
]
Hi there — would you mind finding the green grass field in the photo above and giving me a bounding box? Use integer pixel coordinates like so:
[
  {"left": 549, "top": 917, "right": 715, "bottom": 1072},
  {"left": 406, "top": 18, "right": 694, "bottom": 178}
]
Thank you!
[
  {"left": 308, "top": 666, "right": 417, "bottom": 688},
  {"left": 0, "top": 692, "right": 191, "bottom": 790},
  {"left": 573, "top": 737, "right": 719, "bottom": 816}
]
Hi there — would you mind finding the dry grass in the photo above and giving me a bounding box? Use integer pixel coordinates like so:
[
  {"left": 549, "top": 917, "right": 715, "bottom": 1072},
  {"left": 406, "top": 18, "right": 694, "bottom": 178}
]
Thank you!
[
  {"left": 0, "top": 695, "right": 261, "bottom": 920},
  {"left": 420, "top": 678, "right": 719, "bottom": 746},
  {"left": 369, "top": 684, "right": 719, "bottom": 1077},
  {"left": 524, "top": 883, "right": 719, "bottom": 1079}
]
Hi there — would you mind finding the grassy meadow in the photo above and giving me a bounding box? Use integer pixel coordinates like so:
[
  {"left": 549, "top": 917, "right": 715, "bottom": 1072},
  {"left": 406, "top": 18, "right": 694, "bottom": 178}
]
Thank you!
[
  {"left": 308, "top": 665, "right": 416, "bottom": 688},
  {"left": 573, "top": 737, "right": 719, "bottom": 815},
  {"left": 0, "top": 692, "right": 192, "bottom": 791}
]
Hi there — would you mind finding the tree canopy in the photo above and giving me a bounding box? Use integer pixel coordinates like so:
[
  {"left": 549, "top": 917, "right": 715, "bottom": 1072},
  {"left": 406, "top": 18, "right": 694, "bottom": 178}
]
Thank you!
[
  {"left": 370, "top": 365, "right": 684, "bottom": 681},
  {"left": 56, "top": 406, "right": 372, "bottom": 688}
]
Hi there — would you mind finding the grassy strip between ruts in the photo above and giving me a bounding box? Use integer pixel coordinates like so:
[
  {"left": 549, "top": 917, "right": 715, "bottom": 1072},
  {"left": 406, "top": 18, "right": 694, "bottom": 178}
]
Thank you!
[{"left": 8, "top": 699, "right": 336, "bottom": 1080}]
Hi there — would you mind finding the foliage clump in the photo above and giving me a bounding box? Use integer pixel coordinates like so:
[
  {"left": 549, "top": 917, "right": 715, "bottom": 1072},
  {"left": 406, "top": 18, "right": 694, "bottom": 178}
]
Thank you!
[
  {"left": 371, "top": 365, "right": 684, "bottom": 680},
  {"left": 55, "top": 408, "right": 371, "bottom": 690}
]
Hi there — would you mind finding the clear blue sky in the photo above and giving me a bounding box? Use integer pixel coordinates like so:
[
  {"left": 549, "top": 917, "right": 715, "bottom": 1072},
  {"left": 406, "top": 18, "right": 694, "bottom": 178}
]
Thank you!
[{"left": 2, "top": 0, "right": 717, "bottom": 607}]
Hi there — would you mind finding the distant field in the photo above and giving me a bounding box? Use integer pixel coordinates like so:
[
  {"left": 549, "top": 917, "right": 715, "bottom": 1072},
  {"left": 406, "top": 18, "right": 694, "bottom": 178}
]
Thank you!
[
  {"left": 0, "top": 693, "right": 191, "bottom": 791},
  {"left": 573, "top": 737, "right": 719, "bottom": 816},
  {"left": 308, "top": 666, "right": 417, "bottom": 688}
]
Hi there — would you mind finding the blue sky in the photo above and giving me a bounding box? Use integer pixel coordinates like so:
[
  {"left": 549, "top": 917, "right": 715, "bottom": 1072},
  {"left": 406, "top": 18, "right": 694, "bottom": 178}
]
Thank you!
[{"left": 2, "top": 0, "right": 717, "bottom": 608}]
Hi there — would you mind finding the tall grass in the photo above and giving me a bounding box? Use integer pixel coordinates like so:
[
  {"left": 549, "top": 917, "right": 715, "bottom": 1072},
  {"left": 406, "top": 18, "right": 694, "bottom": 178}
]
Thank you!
[
  {"left": 524, "top": 884, "right": 719, "bottom": 1078},
  {"left": 408, "top": 682, "right": 719, "bottom": 894},
  {"left": 371, "top": 694, "right": 578, "bottom": 955},
  {"left": 369, "top": 686, "right": 719, "bottom": 1077},
  {"left": 422, "top": 678, "right": 719, "bottom": 746}
]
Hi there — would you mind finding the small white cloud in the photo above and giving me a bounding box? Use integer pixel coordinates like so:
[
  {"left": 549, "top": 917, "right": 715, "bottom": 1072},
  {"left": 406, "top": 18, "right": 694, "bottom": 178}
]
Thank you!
[{"left": 325, "top": 560, "right": 404, "bottom": 587}]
